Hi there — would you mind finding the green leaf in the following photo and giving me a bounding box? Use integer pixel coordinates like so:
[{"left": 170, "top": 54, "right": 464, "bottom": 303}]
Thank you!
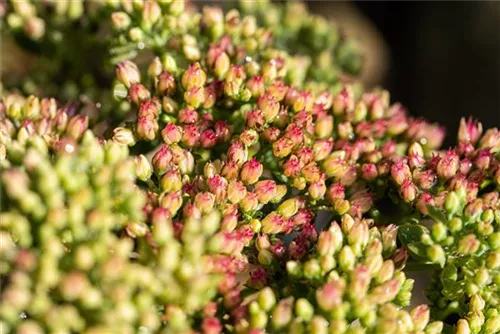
[
  {"left": 406, "top": 242, "right": 430, "bottom": 262},
  {"left": 398, "top": 224, "right": 428, "bottom": 245},
  {"left": 426, "top": 204, "right": 448, "bottom": 224},
  {"left": 113, "top": 84, "right": 128, "bottom": 100}
]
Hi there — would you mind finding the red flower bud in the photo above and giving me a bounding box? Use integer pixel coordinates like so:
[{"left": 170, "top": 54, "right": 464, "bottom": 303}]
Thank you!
[
  {"left": 283, "top": 155, "right": 302, "bottom": 178},
  {"left": 200, "top": 129, "right": 217, "bottom": 148}
]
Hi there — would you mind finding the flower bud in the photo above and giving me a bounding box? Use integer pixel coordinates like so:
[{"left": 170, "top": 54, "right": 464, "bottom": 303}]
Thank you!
[
  {"left": 157, "top": 71, "right": 176, "bottom": 96},
  {"left": 160, "top": 168, "right": 182, "bottom": 192},
  {"left": 207, "top": 175, "right": 228, "bottom": 202},
  {"left": 137, "top": 116, "right": 158, "bottom": 141},
  {"left": 240, "top": 158, "right": 263, "bottom": 185},
  {"left": 258, "top": 93, "right": 280, "bottom": 122},
  {"left": 113, "top": 127, "right": 136, "bottom": 146},
  {"left": 316, "top": 282, "right": 343, "bottom": 311},
  {"left": 117, "top": 60, "right": 141, "bottom": 88},
  {"left": 135, "top": 154, "right": 152, "bottom": 181},
  {"left": 66, "top": 115, "right": 88, "bottom": 140},
  {"left": 151, "top": 145, "right": 172, "bottom": 175},
  {"left": 458, "top": 117, "right": 483, "bottom": 144},
  {"left": 182, "top": 62, "right": 207, "bottom": 90},
  {"left": 308, "top": 180, "right": 326, "bottom": 200}
]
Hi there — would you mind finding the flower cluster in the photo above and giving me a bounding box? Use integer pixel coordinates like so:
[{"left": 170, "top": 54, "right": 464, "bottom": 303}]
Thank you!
[{"left": 1, "top": 1, "right": 499, "bottom": 334}]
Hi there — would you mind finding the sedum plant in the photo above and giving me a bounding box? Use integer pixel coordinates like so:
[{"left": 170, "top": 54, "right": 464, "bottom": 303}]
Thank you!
[{"left": 1, "top": 1, "right": 499, "bottom": 334}]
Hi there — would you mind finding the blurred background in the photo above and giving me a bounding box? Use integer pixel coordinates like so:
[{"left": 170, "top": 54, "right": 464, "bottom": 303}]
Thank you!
[{"left": 309, "top": 1, "right": 500, "bottom": 147}]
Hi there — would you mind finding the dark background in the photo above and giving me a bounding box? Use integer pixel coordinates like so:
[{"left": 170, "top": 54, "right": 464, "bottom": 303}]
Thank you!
[{"left": 310, "top": 1, "right": 500, "bottom": 147}]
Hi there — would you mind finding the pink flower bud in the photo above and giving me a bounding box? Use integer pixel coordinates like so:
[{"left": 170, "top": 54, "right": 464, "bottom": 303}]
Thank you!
[
  {"left": 436, "top": 150, "right": 459, "bottom": 180},
  {"left": 207, "top": 175, "right": 228, "bottom": 202},
  {"left": 157, "top": 71, "right": 176, "bottom": 96},
  {"left": 161, "top": 123, "right": 182, "bottom": 144},
  {"left": 227, "top": 180, "right": 247, "bottom": 204},
  {"left": 221, "top": 161, "right": 240, "bottom": 180},
  {"left": 227, "top": 140, "right": 248, "bottom": 166},
  {"left": 381, "top": 140, "right": 396, "bottom": 157},
  {"left": 316, "top": 282, "right": 343, "bottom": 311},
  {"left": 413, "top": 170, "right": 437, "bottom": 190},
  {"left": 479, "top": 128, "right": 500, "bottom": 151},
  {"left": 116, "top": 60, "right": 140, "bottom": 88},
  {"left": 182, "top": 62, "right": 207, "bottom": 90},
  {"left": 387, "top": 114, "right": 409, "bottom": 135},
  {"left": 194, "top": 192, "right": 216, "bottom": 213},
  {"left": 361, "top": 163, "right": 378, "bottom": 181},
  {"left": 349, "top": 190, "right": 373, "bottom": 215},
  {"left": 283, "top": 155, "right": 301, "bottom": 178},
  {"left": 391, "top": 160, "right": 411, "bottom": 185},
  {"left": 181, "top": 124, "right": 200, "bottom": 147},
  {"left": 202, "top": 317, "right": 222, "bottom": 334},
  {"left": 178, "top": 107, "right": 199, "bottom": 124},
  {"left": 262, "top": 212, "right": 290, "bottom": 234},
  {"left": 327, "top": 183, "right": 345, "bottom": 203},
  {"left": 66, "top": 115, "right": 88, "bottom": 140},
  {"left": 240, "top": 191, "right": 259, "bottom": 212},
  {"left": 244, "top": 109, "right": 265, "bottom": 129},
  {"left": 458, "top": 117, "right": 483, "bottom": 144},
  {"left": 128, "top": 83, "right": 151, "bottom": 105},
  {"left": 246, "top": 76, "right": 265, "bottom": 97},
  {"left": 401, "top": 179, "right": 418, "bottom": 202},
  {"left": 142, "top": 0, "right": 161, "bottom": 27},
  {"left": 475, "top": 149, "right": 492, "bottom": 170},
  {"left": 368, "top": 279, "right": 401, "bottom": 305},
  {"left": 240, "top": 158, "right": 263, "bottom": 185},
  {"left": 239, "top": 129, "right": 259, "bottom": 147},
  {"left": 214, "top": 120, "right": 231, "bottom": 142},
  {"left": 268, "top": 79, "right": 289, "bottom": 101},
  {"left": 255, "top": 180, "right": 277, "bottom": 204},
  {"left": 349, "top": 265, "right": 371, "bottom": 299},
  {"left": 200, "top": 129, "right": 217, "bottom": 148},
  {"left": 151, "top": 145, "right": 172, "bottom": 175}
]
